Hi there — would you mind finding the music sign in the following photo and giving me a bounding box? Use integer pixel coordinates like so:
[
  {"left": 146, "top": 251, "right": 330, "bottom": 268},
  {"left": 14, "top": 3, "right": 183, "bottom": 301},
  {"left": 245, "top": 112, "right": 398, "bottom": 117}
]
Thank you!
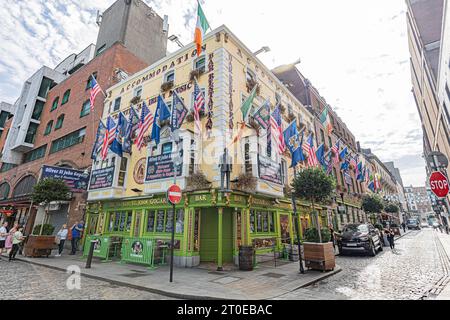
[
  {"left": 258, "top": 155, "right": 282, "bottom": 185},
  {"left": 41, "top": 165, "right": 89, "bottom": 193},
  {"left": 145, "top": 154, "right": 182, "bottom": 182}
]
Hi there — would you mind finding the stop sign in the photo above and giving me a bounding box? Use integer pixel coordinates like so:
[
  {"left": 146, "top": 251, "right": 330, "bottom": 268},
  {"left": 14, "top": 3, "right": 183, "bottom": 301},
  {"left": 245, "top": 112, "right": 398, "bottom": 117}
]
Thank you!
[
  {"left": 430, "top": 171, "right": 450, "bottom": 198},
  {"left": 167, "top": 184, "right": 182, "bottom": 205}
]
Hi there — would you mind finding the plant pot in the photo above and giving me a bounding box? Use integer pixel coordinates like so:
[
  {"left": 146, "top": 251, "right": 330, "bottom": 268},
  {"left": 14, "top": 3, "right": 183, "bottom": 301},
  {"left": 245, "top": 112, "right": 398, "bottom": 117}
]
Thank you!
[
  {"left": 23, "top": 235, "right": 57, "bottom": 258},
  {"left": 303, "top": 242, "right": 335, "bottom": 272}
]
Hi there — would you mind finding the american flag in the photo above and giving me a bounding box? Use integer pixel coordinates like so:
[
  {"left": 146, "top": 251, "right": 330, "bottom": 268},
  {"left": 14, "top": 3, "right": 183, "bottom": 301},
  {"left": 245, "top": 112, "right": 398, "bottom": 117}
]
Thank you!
[
  {"left": 135, "top": 101, "right": 154, "bottom": 151},
  {"left": 350, "top": 155, "right": 357, "bottom": 171},
  {"left": 193, "top": 81, "right": 205, "bottom": 135},
  {"left": 90, "top": 76, "right": 102, "bottom": 111},
  {"left": 331, "top": 140, "right": 340, "bottom": 164},
  {"left": 302, "top": 134, "right": 319, "bottom": 167},
  {"left": 101, "top": 116, "right": 117, "bottom": 160},
  {"left": 270, "top": 105, "right": 286, "bottom": 154}
]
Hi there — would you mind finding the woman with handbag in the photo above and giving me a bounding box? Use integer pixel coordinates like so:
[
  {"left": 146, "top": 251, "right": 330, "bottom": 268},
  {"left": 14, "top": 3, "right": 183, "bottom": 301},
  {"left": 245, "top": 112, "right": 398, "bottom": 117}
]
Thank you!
[
  {"left": 5, "top": 222, "right": 18, "bottom": 255},
  {"left": 55, "top": 224, "right": 68, "bottom": 257}
]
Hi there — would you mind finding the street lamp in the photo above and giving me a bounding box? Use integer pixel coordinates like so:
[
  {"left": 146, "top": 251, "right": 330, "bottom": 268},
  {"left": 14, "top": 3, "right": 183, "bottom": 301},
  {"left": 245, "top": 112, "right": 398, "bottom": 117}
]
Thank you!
[
  {"left": 168, "top": 35, "right": 184, "bottom": 48},
  {"left": 253, "top": 46, "right": 271, "bottom": 56}
]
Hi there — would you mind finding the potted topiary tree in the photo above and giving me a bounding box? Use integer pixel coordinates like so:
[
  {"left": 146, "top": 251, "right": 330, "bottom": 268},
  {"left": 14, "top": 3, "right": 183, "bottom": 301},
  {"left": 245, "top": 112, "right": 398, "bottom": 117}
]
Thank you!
[
  {"left": 292, "top": 168, "right": 336, "bottom": 271},
  {"left": 25, "top": 178, "right": 71, "bottom": 257}
]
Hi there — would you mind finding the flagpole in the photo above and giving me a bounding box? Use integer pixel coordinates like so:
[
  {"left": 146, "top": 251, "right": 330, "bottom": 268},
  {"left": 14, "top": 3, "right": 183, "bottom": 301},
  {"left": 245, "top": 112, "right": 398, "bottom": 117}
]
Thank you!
[{"left": 89, "top": 74, "right": 98, "bottom": 152}]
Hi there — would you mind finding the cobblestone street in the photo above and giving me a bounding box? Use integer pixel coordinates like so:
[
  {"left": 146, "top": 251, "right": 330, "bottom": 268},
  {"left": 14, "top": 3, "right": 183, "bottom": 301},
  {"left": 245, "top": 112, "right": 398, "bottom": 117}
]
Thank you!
[
  {"left": 275, "top": 229, "right": 449, "bottom": 300},
  {"left": 0, "top": 260, "right": 174, "bottom": 300}
]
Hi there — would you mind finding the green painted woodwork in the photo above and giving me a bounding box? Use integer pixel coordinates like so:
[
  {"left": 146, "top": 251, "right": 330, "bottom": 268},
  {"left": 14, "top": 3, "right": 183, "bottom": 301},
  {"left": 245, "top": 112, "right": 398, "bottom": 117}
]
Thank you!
[
  {"left": 121, "top": 237, "right": 159, "bottom": 268},
  {"left": 222, "top": 209, "right": 233, "bottom": 263},
  {"left": 217, "top": 208, "right": 223, "bottom": 269},
  {"left": 82, "top": 235, "right": 117, "bottom": 261},
  {"left": 200, "top": 208, "right": 218, "bottom": 262}
]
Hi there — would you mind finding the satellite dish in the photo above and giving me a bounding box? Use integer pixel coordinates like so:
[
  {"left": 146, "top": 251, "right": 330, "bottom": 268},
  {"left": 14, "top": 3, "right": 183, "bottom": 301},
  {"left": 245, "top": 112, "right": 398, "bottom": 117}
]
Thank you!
[{"left": 163, "top": 15, "right": 169, "bottom": 34}]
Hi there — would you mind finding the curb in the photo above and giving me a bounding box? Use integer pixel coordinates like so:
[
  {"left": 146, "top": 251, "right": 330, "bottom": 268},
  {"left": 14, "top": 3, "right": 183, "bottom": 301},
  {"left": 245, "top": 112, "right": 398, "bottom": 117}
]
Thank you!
[{"left": 12, "top": 256, "right": 343, "bottom": 300}]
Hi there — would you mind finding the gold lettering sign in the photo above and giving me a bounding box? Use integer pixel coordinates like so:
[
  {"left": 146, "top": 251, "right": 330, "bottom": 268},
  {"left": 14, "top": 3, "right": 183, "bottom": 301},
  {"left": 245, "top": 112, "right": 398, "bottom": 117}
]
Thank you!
[
  {"left": 233, "top": 195, "right": 246, "bottom": 204},
  {"left": 106, "top": 197, "right": 168, "bottom": 209},
  {"left": 194, "top": 195, "right": 207, "bottom": 202},
  {"left": 252, "top": 198, "right": 272, "bottom": 207}
]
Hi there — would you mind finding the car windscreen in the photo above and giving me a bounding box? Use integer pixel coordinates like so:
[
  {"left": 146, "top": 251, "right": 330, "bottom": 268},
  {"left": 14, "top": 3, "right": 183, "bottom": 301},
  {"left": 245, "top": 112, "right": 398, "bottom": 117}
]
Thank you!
[
  {"left": 407, "top": 220, "right": 417, "bottom": 224},
  {"left": 343, "top": 224, "right": 369, "bottom": 233}
]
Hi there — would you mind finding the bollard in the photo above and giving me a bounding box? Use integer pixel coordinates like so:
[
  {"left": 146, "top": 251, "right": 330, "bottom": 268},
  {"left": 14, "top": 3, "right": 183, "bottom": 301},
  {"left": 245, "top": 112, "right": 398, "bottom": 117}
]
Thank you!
[{"left": 85, "top": 240, "right": 97, "bottom": 269}]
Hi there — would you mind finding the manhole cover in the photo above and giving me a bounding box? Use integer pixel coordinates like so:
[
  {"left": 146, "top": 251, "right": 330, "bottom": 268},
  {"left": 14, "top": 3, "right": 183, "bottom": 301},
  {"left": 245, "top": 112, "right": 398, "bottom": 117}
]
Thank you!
[
  {"left": 212, "top": 276, "right": 241, "bottom": 284},
  {"left": 120, "top": 273, "right": 149, "bottom": 278},
  {"left": 262, "top": 273, "right": 285, "bottom": 279}
]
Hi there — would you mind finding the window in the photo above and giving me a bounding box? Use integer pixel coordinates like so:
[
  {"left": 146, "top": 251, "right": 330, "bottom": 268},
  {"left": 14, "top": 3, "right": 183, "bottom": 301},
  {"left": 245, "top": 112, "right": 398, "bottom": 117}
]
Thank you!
[
  {"left": 96, "top": 44, "right": 106, "bottom": 56},
  {"left": 80, "top": 100, "right": 90, "bottom": 117},
  {"left": 0, "top": 183, "right": 10, "bottom": 200},
  {"left": 38, "top": 77, "right": 53, "bottom": 99},
  {"left": 245, "top": 140, "right": 252, "bottom": 174},
  {"left": 25, "top": 123, "right": 39, "bottom": 144},
  {"left": 107, "top": 211, "right": 132, "bottom": 233},
  {"left": 118, "top": 157, "right": 128, "bottom": 187},
  {"left": 23, "top": 145, "right": 47, "bottom": 163},
  {"left": 134, "top": 86, "right": 142, "bottom": 98},
  {"left": 113, "top": 97, "right": 121, "bottom": 112},
  {"left": 51, "top": 97, "right": 59, "bottom": 111},
  {"left": 50, "top": 128, "right": 86, "bottom": 154},
  {"left": 61, "top": 90, "right": 71, "bottom": 105},
  {"left": 164, "top": 71, "right": 175, "bottom": 83},
  {"left": 194, "top": 56, "right": 206, "bottom": 72},
  {"left": 86, "top": 72, "right": 97, "bottom": 90},
  {"left": 146, "top": 209, "right": 184, "bottom": 234},
  {"left": 281, "top": 159, "right": 287, "bottom": 185},
  {"left": 0, "top": 163, "right": 16, "bottom": 173},
  {"left": 31, "top": 100, "right": 45, "bottom": 121},
  {"left": 249, "top": 210, "right": 275, "bottom": 233},
  {"left": 189, "top": 140, "right": 195, "bottom": 175},
  {"left": 0, "top": 111, "right": 9, "bottom": 128},
  {"left": 246, "top": 69, "right": 256, "bottom": 83},
  {"left": 44, "top": 121, "right": 53, "bottom": 136},
  {"left": 162, "top": 142, "right": 172, "bottom": 155},
  {"left": 275, "top": 93, "right": 281, "bottom": 104},
  {"left": 55, "top": 114, "right": 65, "bottom": 130},
  {"left": 287, "top": 104, "right": 293, "bottom": 115}
]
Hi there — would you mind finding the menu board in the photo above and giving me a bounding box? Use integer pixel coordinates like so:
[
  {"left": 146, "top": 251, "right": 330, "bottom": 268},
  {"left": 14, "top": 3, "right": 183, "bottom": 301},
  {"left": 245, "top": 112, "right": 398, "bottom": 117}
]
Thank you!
[
  {"left": 147, "top": 211, "right": 155, "bottom": 232},
  {"left": 145, "top": 154, "right": 182, "bottom": 182},
  {"left": 156, "top": 210, "right": 165, "bottom": 233},
  {"left": 89, "top": 167, "right": 115, "bottom": 190},
  {"left": 236, "top": 211, "right": 242, "bottom": 248},
  {"left": 258, "top": 155, "right": 282, "bottom": 185},
  {"left": 194, "top": 210, "right": 200, "bottom": 251}
]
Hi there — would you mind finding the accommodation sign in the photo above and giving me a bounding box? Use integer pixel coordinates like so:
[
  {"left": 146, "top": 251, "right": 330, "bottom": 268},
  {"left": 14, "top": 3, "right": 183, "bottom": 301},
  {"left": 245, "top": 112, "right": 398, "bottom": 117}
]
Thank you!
[
  {"left": 89, "top": 167, "right": 115, "bottom": 190},
  {"left": 145, "top": 154, "right": 182, "bottom": 182},
  {"left": 41, "top": 165, "right": 89, "bottom": 193},
  {"left": 258, "top": 155, "right": 282, "bottom": 185}
]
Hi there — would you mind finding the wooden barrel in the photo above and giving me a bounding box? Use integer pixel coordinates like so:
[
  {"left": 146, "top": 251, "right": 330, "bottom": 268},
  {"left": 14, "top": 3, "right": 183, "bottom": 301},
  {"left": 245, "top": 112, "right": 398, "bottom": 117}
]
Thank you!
[{"left": 239, "top": 246, "right": 254, "bottom": 271}]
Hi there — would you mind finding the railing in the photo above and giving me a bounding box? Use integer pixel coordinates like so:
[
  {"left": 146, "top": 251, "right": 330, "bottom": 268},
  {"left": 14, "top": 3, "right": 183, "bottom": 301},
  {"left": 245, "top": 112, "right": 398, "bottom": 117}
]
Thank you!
[
  {"left": 120, "top": 237, "right": 169, "bottom": 269},
  {"left": 82, "top": 235, "right": 122, "bottom": 262}
]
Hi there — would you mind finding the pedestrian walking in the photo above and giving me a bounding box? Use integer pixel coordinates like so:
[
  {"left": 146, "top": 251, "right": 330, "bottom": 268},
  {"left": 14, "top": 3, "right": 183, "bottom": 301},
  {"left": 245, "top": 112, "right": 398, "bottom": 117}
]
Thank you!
[
  {"left": 387, "top": 229, "right": 395, "bottom": 250},
  {"left": 0, "top": 221, "right": 8, "bottom": 256},
  {"left": 55, "top": 224, "right": 68, "bottom": 257},
  {"left": 5, "top": 222, "right": 18, "bottom": 255},
  {"left": 70, "top": 220, "right": 84, "bottom": 255},
  {"left": 401, "top": 222, "right": 406, "bottom": 233},
  {"left": 9, "top": 226, "right": 25, "bottom": 261}
]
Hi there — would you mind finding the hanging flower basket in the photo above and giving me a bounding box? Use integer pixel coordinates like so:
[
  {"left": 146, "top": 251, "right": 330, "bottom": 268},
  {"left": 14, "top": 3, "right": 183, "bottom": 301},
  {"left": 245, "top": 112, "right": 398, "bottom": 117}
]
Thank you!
[
  {"left": 130, "top": 96, "right": 141, "bottom": 105},
  {"left": 186, "top": 171, "right": 211, "bottom": 191},
  {"left": 246, "top": 79, "right": 260, "bottom": 95},
  {"left": 235, "top": 173, "right": 257, "bottom": 193},
  {"left": 161, "top": 81, "right": 174, "bottom": 92},
  {"left": 248, "top": 117, "right": 261, "bottom": 136},
  {"left": 190, "top": 68, "right": 205, "bottom": 81}
]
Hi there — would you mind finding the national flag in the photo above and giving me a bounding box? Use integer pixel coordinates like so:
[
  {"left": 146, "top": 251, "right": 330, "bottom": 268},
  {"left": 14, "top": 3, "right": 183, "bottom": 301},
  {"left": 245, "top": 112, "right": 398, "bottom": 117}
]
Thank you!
[
  {"left": 91, "top": 120, "right": 106, "bottom": 160},
  {"left": 151, "top": 95, "right": 171, "bottom": 146},
  {"left": 135, "top": 101, "right": 154, "bottom": 151},
  {"left": 316, "top": 143, "right": 326, "bottom": 168},
  {"left": 101, "top": 116, "right": 117, "bottom": 160},
  {"left": 253, "top": 100, "right": 270, "bottom": 130},
  {"left": 357, "top": 162, "right": 364, "bottom": 181},
  {"left": 339, "top": 146, "right": 348, "bottom": 161},
  {"left": 193, "top": 80, "right": 205, "bottom": 135},
  {"left": 331, "top": 140, "right": 340, "bottom": 164},
  {"left": 326, "top": 153, "right": 334, "bottom": 175},
  {"left": 171, "top": 91, "right": 188, "bottom": 131},
  {"left": 283, "top": 120, "right": 305, "bottom": 168},
  {"left": 302, "top": 134, "right": 319, "bottom": 168},
  {"left": 230, "top": 122, "right": 246, "bottom": 146},
  {"left": 194, "top": 1, "right": 210, "bottom": 57},
  {"left": 374, "top": 173, "right": 381, "bottom": 191},
  {"left": 341, "top": 155, "right": 350, "bottom": 171},
  {"left": 319, "top": 106, "right": 333, "bottom": 134},
  {"left": 110, "top": 112, "right": 127, "bottom": 157},
  {"left": 270, "top": 104, "right": 286, "bottom": 155},
  {"left": 123, "top": 106, "right": 140, "bottom": 154},
  {"left": 241, "top": 85, "right": 257, "bottom": 122},
  {"left": 90, "top": 76, "right": 102, "bottom": 111},
  {"left": 349, "top": 155, "right": 357, "bottom": 171}
]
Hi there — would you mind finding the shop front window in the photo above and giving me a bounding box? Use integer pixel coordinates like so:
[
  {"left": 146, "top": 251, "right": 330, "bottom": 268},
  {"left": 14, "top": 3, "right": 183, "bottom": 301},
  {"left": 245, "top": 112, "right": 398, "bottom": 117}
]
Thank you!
[
  {"left": 107, "top": 211, "right": 132, "bottom": 233},
  {"left": 250, "top": 210, "right": 275, "bottom": 234},
  {"left": 146, "top": 209, "right": 184, "bottom": 234}
]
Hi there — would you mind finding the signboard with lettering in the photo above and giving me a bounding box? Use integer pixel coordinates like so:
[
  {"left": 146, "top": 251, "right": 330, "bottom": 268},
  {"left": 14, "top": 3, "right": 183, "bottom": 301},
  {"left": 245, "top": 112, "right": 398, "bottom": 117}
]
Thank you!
[
  {"left": 258, "top": 155, "right": 282, "bottom": 185},
  {"left": 41, "top": 165, "right": 89, "bottom": 193},
  {"left": 145, "top": 154, "right": 182, "bottom": 182},
  {"left": 89, "top": 167, "right": 115, "bottom": 190}
]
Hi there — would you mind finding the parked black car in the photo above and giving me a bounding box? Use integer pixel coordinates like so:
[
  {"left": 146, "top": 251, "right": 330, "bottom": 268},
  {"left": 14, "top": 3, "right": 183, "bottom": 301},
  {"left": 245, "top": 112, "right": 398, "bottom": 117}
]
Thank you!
[
  {"left": 337, "top": 223, "right": 383, "bottom": 257},
  {"left": 406, "top": 219, "right": 421, "bottom": 230}
]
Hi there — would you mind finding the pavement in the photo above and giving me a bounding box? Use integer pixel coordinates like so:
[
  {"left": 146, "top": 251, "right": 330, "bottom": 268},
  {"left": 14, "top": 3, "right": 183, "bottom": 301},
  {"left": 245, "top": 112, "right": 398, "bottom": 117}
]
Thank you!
[{"left": 5, "top": 250, "right": 341, "bottom": 300}]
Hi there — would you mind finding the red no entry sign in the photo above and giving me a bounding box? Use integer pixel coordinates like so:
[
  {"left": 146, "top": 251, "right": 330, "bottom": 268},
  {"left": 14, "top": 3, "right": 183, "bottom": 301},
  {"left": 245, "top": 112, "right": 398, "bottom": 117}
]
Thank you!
[
  {"left": 430, "top": 171, "right": 450, "bottom": 198},
  {"left": 167, "top": 184, "right": 182, "bottom": 205}
]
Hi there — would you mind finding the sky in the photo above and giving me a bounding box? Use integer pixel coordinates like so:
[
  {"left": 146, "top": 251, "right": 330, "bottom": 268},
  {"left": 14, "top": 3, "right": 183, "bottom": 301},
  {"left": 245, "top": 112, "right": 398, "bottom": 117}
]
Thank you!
[{"left": 0, "top": 0, "right": 427, "bottom": 186}]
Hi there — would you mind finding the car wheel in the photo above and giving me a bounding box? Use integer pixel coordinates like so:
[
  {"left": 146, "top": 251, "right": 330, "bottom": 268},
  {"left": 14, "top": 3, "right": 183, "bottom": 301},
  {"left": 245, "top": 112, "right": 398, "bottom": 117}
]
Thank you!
[
  {"left": 368, "top": 241, "right": 376, "bottom": 257},
  {"left": 378, "top": 243, "right": 383, "bottom": 252}
]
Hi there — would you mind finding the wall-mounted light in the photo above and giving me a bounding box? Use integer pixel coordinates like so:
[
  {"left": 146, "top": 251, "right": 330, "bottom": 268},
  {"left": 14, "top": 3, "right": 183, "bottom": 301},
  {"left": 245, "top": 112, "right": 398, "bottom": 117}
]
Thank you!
[
  {"left": 253, "top": 46, "right": 271, "bottom": 56},
  {"left": 168, "top": 35, "right": 184, "bottom": 48}
]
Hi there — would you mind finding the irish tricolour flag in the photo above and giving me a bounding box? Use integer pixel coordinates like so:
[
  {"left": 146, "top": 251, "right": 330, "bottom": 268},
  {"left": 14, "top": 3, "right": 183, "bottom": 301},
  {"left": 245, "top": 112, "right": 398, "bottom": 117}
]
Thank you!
[{"left": 194, "top": 1, "right": 210, "bottom": 57}]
